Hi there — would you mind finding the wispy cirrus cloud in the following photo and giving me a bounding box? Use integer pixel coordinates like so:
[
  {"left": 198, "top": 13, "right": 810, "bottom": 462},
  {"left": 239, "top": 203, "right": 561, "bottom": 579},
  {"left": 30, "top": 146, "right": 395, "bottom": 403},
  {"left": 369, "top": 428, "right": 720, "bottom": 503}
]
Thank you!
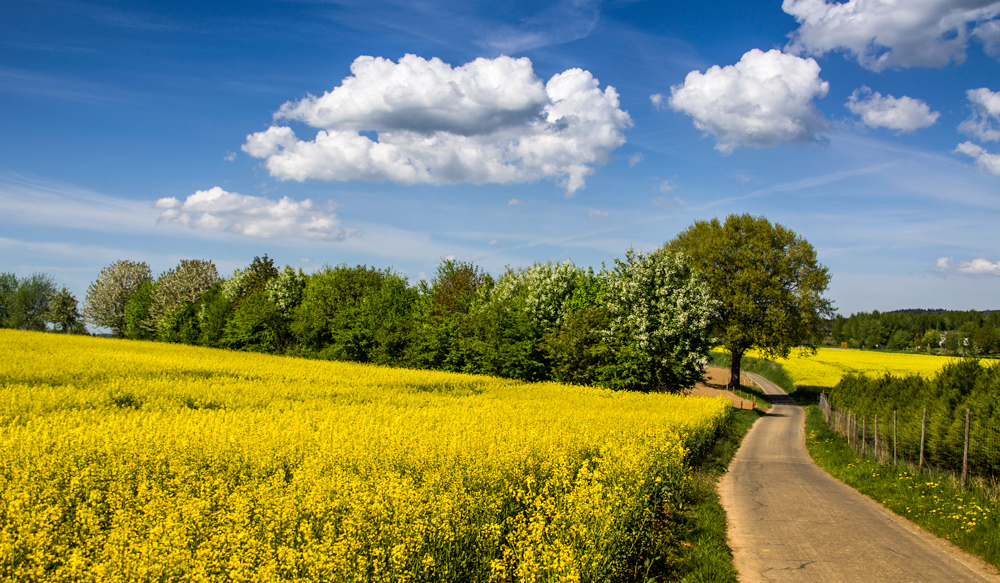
[
  {"left": 479, "top": 0, "right": 600, "bottom": 54},
  {"left": 0, "top": 173, "right": 157, "bottom": 231},
  {"left": 0, "top": 67, "right": 134, "bottom": 105}
]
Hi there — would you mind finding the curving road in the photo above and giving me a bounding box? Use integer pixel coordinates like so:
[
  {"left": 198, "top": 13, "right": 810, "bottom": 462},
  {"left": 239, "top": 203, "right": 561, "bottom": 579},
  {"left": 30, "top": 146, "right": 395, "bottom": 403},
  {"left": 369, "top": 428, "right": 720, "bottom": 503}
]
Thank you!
[{"left": 719, "top": 373, "right": 1000, "bottom": 583}]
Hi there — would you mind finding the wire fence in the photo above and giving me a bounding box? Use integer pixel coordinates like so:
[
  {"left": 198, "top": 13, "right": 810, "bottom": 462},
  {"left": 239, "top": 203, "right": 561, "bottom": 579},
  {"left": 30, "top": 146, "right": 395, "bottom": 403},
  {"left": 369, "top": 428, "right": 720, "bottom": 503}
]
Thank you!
[{"left": 818, "top": 393, "right": 1000, "bottom": 491}]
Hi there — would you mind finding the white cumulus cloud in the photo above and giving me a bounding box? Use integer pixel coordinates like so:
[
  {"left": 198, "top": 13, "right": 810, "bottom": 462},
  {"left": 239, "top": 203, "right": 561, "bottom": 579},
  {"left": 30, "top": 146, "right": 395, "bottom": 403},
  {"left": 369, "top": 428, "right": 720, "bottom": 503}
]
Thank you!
[
  {"left": 242, "top": 54, "right": 632, "bottom": 196},
  {"left": 155, "top": 186, "right": 352, "bottom": 240},
  {"left": 955, "top": 141, "right": 1000, "bottom": 175},
  {"left": 846, "top": 87, "right": 939, "bottom": 132},
  {"left": 588, "top": 209, "right": 608, "bottom": 218},
  {"left": 936, "top": 256, "right": 1000, "bottom": 275},
  {"left": 975, "top": 19, "right": 1000, "bottom": 57},
  {"left": 783, "top": 0, "right": 1000, "bottom": 71},
  {"left": 668, "top": 49, "right": 829, "bottom": 153},
  {"left": 959, "top": 87, "right": 1000, "bottom": 142}
]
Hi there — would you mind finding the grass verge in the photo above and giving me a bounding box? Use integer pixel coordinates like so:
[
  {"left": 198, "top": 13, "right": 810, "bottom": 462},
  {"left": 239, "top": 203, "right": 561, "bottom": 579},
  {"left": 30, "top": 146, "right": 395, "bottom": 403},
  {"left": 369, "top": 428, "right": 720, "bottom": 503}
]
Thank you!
[
  {"left": 667, "top": 409, "right": 761, "bottom": 582},
  {"left": 804, "top": 405, "right": 1000, "bottom": 569}
]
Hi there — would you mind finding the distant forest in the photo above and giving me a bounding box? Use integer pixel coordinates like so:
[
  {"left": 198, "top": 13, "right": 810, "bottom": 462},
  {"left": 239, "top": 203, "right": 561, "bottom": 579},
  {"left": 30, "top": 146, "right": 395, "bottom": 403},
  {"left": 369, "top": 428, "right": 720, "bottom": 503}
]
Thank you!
[{"left": 829, "top": 309, "right": 1000, "bottom": 355}]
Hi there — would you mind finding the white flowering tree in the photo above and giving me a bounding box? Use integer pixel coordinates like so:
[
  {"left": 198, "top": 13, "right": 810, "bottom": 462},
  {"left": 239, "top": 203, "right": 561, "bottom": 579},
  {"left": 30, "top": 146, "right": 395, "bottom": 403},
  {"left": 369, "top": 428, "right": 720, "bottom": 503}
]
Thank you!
[
  {"left": 601, "top": 248, "right": 715, "bottom": 392},
  {"left": 84, "top": 260, "right": 152, "bottom": 337},
  {"left": 266, "top": 266, "right": 307, "bottom": 312},
  {"left": 485, "top": 260, "right": 584, "bottom": 331},
  {"left": 149, "top": 259, "right": 220, "bottom": 332}
]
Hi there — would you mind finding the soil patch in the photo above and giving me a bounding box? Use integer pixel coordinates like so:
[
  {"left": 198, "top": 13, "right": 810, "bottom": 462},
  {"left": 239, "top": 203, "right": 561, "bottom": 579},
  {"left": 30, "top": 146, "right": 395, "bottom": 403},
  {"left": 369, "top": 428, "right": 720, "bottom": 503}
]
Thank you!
[{"left": 687, "top": 367, "right": 755, "bottom": 409}]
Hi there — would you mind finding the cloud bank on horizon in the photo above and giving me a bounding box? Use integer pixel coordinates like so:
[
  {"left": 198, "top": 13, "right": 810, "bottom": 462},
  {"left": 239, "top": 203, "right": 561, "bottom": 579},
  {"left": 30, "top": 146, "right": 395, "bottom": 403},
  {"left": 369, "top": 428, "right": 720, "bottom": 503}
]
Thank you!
[{"left": 241, "top": 54, "right": 631, "bottom": 196}]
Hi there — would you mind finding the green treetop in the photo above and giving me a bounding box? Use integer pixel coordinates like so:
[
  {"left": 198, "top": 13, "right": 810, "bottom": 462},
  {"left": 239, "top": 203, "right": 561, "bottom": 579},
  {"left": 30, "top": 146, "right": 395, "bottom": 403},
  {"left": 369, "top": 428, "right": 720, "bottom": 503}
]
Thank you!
[{"left": 665, "top": 214, "right": 834, "bottom": 388}]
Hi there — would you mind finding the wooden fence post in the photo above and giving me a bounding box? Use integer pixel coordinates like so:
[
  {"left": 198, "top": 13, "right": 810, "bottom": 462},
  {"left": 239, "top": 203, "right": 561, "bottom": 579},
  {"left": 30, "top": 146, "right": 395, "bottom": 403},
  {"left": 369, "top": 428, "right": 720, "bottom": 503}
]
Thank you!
[
  {"left": 849, "top": 411, "right": 853, "bottom": 449},
  {"left": 847, "top": 411, "right": 852, "bottom": 448},
  {"left": 962, "top": 409, "right": 970, "bottom": 491},
  {"left": 875, "top": 414, "right": 879, "bottom": 462},
  {"left": 862, "top": 416, "right": 867, "bottom": 458},
  {"left": 919, "top": 408, "right": 926, "bottom": 474},
  {"left": 893, "top": 410, "right": 897, "bottom": 466}
]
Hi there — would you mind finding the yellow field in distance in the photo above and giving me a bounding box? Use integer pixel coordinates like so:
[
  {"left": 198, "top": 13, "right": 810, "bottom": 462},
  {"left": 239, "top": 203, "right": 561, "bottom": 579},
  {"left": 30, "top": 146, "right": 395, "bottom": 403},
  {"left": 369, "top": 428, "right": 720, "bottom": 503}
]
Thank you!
[
  {"left": 0, "top": 330, "right": 730, "bottom": 582},
  {"left": 748, "top": 347, "right": 964, "bottom": 390}
]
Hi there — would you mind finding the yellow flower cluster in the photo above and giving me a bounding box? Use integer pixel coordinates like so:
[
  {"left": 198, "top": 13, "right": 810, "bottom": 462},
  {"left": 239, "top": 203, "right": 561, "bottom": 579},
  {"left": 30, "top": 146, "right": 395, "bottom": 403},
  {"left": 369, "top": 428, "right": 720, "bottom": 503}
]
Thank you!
[
  {"left": 894, "top": 472, "right": 991, "bottom": 533},
  {"left": 748, "top": 347, "right": 963, "bottom": 389},
  {"left": 0, "top": 330, "right": 730, "bottom": 582}
]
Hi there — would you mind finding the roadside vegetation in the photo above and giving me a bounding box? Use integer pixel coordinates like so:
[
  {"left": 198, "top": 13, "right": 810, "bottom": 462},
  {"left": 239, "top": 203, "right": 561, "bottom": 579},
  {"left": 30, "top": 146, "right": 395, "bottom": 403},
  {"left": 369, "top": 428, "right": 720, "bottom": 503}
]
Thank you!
[
  {"left": 674, "top": 409, "right": 761, "bottom": 582},
  {"left": 827, "top": 360, "right": 1000, "bottom": 476},
  {"left": 77, "top": 251, "right": 717, "bottom": 394}
]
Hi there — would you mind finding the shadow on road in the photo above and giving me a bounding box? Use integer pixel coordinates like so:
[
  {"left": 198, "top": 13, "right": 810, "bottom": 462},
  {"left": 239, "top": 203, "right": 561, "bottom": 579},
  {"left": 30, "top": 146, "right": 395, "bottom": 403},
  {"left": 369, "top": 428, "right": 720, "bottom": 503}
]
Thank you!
[{"left": 768, "top": 393, "right": 799, "bottom": 407}]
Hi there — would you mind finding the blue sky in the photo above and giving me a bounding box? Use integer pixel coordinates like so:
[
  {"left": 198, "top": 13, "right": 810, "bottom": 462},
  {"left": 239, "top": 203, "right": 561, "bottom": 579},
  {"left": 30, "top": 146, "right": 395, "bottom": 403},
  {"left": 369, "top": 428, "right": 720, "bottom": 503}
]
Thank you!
[{"left": 2, "top": 0, "right": 1000, "bottom": 316}]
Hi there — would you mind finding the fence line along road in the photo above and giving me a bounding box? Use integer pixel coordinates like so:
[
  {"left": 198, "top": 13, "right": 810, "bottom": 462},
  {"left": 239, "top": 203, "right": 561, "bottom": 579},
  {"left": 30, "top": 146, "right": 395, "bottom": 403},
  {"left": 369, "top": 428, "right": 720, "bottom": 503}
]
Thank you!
[{"left": 818, "top": 393, "right": 1000, "bottom": 490}]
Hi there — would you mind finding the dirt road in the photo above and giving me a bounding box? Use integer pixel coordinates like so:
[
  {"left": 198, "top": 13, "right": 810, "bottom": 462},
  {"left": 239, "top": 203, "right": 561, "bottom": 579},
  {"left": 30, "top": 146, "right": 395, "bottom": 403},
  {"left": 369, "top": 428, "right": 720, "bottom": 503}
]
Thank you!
[{"left": 719, "top": 373, "right": 1000, "bottom": 583}]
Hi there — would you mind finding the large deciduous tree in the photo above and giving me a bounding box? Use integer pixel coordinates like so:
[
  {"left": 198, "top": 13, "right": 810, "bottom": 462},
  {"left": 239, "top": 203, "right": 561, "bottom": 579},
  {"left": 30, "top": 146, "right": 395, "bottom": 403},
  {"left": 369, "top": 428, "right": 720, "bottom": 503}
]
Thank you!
[
  {"left": 84, "top": 260, "right": 152, "bottom": 337},
  {"left": 665, "top": 214, "right": 833, "bottom": 388}
]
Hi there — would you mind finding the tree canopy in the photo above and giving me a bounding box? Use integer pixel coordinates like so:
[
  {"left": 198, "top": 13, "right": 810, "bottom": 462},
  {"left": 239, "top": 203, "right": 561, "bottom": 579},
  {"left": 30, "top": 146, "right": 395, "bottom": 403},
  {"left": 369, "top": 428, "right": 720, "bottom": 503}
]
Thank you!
[
  {"left": 665, "top": 214, "right": 833, "bottom": 387},
  {"left": 84, "top": 260, "right": 152, "bottom": 337},
  {"left": 0, "top": 272, "right": 56, "bottom": 331}
]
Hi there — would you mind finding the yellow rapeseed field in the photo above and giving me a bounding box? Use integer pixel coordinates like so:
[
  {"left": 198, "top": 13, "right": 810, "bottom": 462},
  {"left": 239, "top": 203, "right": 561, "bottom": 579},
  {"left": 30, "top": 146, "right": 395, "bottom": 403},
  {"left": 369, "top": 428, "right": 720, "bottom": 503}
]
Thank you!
[
  {"left": 749, "top": 347, "right": 964, "bottom": 389},
  {"left": 0, "top": 330, "right": 730, "bottom": 582}
]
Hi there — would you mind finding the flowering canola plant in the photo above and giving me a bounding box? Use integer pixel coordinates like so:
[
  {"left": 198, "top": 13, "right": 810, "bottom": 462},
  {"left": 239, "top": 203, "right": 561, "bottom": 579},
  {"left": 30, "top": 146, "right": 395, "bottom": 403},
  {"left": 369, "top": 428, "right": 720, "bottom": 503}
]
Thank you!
[{"left": 0, "top": 330, "right": 729, "bottom": 582}]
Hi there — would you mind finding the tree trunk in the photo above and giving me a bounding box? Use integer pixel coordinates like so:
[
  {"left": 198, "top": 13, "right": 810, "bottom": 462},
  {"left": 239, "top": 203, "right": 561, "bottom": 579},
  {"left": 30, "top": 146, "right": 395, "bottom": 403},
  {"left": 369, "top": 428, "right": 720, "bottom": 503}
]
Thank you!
[{"left": 730, "top": 348, "right": 744, "bottom": 389}]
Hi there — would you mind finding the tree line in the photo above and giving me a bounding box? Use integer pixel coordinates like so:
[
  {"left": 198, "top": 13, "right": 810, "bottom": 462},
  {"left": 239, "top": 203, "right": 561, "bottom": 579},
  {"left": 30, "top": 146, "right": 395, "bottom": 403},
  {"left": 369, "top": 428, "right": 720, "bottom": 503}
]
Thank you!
[
  {"left": 78, "top": 251, "right": 715, "bottom": 392},
  {"left": 0, "top": 273, "right": 84, "bottom": 334},
  {"left": 4, "top": 214, "right": 835, "bottom": 393},
  {"left": 830, "top": 309, "right": 1000, "bottom": 355}
]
